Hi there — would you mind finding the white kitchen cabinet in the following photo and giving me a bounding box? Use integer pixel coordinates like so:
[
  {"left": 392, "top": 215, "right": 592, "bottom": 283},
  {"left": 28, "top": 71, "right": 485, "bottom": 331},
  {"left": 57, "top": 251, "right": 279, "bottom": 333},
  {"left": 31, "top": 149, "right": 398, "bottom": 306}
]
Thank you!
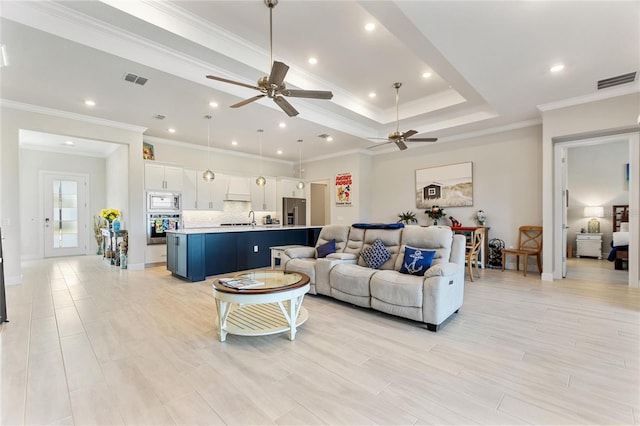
[
  {"left": 197, "top": 172, "right": 227, "bottom": 210},
  {"left": 145, "top": 163, "right": 183, "bottom": 191},
  {"left": 182, "top": 168, "right": 198, "bottom": 210},
  {"left": 576, "top": 233, "right": 602, "bottom": 259},
  {"left": 251, "top": 176, "right": 277, "bottom": 211},
  {"left": 277, "top": 177, "right": 306, "bottom": 199}
]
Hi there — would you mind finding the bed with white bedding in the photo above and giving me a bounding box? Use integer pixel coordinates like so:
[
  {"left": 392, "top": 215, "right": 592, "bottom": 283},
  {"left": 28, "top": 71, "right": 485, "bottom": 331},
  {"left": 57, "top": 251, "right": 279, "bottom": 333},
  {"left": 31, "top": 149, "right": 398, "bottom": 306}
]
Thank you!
[{"left": 608, "top": 205, "right": 628, "bottom": 270}]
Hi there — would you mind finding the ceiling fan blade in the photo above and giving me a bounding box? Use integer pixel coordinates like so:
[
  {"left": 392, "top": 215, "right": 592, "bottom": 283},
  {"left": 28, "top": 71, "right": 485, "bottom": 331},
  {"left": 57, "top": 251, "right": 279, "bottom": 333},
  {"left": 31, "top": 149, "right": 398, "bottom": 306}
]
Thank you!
[
  {"left": 230, "top": 94, "right": 266, "bottom": 108},
  {"left": 268, "top": 61, "right": 289, "bottom": 87},
  {"left": 406, "top": 137, "right": 438, "bottom": 142},
  {"left": 395, "top": 140, "right": 408, "bottom": 151},
  {"left": 206, "top": 74, "right": 261, "bottom": 91},
  {"left": 367, "top": 141, "right": 393, "bottom": 149},
  {"left": 401, "top": 130, "right": 418, "bottom": 139},
  {"left": 273, "top": 95, "right": 299, "bottom": 117},
  {"left": 284, "top": 89, "right": 334, "bottom": 100}
]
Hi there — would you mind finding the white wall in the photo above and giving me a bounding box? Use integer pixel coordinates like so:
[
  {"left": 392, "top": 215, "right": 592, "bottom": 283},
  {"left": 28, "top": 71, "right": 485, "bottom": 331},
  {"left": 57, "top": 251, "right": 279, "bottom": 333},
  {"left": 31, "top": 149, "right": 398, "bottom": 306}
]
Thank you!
[
  {"left": 303, "top": 152, "right": 369, "bottom": 225},
  {"left": 19, "top": 149, "right": 107, "bottom": 259},
  {"left": 369, "top": 126, "right": 543, "bottom": 253},
  {"left": 105, "top": 144, "right": 130, "bottom": 228},
  {"left": 567, "top": 141, "right": 629, "bottom": 252}
]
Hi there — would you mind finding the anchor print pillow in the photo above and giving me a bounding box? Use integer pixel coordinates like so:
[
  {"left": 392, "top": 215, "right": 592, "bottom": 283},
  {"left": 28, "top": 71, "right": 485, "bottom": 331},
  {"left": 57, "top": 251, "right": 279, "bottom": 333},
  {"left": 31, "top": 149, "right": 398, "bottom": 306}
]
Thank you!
[{"left": 399, "top": 246, "right": 436, "bottom": 276}]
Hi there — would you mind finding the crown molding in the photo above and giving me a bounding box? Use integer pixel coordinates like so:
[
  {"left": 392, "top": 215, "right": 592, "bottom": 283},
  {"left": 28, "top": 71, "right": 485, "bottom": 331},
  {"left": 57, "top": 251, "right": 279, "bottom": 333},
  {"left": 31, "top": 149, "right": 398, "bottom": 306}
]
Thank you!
[
  {"left": 537, "top": 83, "right": 640, "bottom": 112},
  {"left": 143, "top": 135, "right": 293, "bottom": 165},
  {"left": 0, "top": 99, "right": 147, "bottom": 133}
]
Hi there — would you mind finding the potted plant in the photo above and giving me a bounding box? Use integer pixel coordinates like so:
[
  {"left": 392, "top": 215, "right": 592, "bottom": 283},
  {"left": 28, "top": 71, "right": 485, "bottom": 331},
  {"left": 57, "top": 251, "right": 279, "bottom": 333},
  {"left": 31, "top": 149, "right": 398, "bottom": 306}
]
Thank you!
[{"left": 397, "top": 211, "right": 418, "bottom": 224}]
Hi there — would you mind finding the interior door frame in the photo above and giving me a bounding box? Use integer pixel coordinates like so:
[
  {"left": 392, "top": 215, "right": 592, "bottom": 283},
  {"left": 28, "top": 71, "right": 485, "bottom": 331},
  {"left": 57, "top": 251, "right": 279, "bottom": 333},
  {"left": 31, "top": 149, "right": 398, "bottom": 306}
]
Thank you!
[
  {"left": 553, "top": 132, "right": 639, "bottom": 287},
  {"left": 41, "top": 171, "right": 91, "bottom": 258}
]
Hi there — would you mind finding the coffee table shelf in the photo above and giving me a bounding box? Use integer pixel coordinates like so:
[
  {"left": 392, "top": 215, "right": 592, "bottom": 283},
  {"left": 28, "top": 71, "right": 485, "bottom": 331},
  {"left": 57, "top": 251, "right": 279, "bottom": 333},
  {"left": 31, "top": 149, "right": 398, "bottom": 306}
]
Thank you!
[{"left": 212, "top": 270, "right": 310, "bottom": 341}]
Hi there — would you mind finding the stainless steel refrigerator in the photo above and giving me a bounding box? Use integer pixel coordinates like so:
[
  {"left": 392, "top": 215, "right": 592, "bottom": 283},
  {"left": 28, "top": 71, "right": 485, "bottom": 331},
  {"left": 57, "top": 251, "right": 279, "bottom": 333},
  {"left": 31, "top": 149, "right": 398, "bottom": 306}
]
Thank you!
[{"left": 283, "top": 197, "right": 306, "bottom": 226}]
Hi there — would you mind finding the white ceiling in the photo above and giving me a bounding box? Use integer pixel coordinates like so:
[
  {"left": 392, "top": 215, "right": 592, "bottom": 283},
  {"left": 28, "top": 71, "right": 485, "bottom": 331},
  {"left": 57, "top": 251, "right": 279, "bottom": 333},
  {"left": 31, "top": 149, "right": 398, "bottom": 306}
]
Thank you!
[{"left": 1, "top": 1, "right": 638, "bottom": 162}]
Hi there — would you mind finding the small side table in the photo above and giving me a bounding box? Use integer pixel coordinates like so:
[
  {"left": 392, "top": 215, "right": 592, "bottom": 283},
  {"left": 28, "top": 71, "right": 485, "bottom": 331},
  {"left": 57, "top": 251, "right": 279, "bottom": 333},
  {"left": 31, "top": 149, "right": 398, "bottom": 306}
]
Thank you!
[
  {"left": 270, "top": 245, "right": 305, "bottom": 269},
  {"left": 576, "top": 233, "right": 602, "bottom": 259},
  {"left": 101, "top": 228, "right": 128, "bottom": 265}
]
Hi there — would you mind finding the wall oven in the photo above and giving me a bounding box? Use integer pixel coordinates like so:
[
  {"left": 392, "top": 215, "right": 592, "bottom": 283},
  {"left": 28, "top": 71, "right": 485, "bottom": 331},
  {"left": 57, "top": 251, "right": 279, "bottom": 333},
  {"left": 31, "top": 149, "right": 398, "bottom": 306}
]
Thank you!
[
  {"left": 147, "top": 213, "right": 181, "bottom": 245},
  {"left": 147, "top": 191, "right": 181, "bottom": 212}
]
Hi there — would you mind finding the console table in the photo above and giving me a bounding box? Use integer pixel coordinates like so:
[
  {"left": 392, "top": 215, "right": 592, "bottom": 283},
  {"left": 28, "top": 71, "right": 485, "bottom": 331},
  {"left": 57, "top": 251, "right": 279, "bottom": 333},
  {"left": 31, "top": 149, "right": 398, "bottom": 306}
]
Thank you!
[{"left": 101, "top": 228, "right": 127, "bottom": 266}]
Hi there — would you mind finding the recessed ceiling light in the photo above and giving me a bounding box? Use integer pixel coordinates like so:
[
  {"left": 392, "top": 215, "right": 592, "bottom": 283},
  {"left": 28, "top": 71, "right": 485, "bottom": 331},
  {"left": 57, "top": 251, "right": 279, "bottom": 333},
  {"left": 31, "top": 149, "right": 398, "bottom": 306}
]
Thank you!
[
  {"left": 368, "top": 92, "right": 376, "bottom": 98},
  {"left": 64, "top": 140, "right": 74, "bottom": 146},
  {"left": 209, "top": 101, "right": 219, "bottom": 108},
  {"left": 279, "top": 122, "right": 286, "bottom": 128},
  {"left": 550, "top": 64, "right": 565, "bottom": 73},
  {"left": 326, "top": 136, "right": 333, "bottom": 142},
  {"left": 168, "top": 128, "right": 176, "bottom": 133},
  {"left": 308, "top": 57, "right": 318, "bottom": 65},
  {"left": 365, "top": 22, "right": 376, "bottom": 32},
  {"left": 277, "top": 150, "right": 283, "bottom": 155},
  {"left": 422, "top": 72, "right": 432, "bottom": 79},
  {"left": 84, "top": 99, "right": 96, "bottom": 107},
  {"left": 231, "top": 140, "right": 238, "bottom": 146}
]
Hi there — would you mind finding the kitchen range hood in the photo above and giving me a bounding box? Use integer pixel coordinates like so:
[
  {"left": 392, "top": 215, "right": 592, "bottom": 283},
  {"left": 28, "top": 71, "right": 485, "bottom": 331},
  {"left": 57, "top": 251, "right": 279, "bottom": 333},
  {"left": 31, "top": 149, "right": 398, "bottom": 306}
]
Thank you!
[{"left": 224, "top": 176, "right": 251, "bottom": 202}]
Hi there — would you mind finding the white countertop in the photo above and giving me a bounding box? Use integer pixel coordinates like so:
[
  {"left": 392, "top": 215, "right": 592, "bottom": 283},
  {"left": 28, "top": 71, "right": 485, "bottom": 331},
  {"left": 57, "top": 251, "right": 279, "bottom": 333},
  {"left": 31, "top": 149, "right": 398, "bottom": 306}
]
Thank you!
[{"left": 167, "top": 225, "right": 321, "bottom": 234}]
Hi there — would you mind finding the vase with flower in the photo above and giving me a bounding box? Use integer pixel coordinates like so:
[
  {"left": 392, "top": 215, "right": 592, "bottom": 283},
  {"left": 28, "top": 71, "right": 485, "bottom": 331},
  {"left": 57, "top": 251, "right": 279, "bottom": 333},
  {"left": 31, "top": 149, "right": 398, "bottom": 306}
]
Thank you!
[
  {"left": 100, "top": 208, "right": 120, "bottom": 229},
  {"left": 426, "top": 205, "right": 447, "bottom": 226}
]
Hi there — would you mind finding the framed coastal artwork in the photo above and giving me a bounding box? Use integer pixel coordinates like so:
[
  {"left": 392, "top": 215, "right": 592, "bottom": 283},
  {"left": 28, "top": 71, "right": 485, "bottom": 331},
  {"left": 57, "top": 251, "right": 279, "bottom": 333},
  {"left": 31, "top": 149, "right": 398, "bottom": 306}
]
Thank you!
[{"left": 415, "top": 162, "right": 473, "bottom": 208}]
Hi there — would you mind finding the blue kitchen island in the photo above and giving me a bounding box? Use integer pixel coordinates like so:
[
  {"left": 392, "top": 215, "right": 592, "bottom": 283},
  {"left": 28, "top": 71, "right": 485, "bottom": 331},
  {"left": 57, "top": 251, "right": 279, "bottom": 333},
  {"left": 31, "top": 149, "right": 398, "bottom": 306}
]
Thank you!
[{"left": 165, "top": 226, "right": 321, "bottom": 282}]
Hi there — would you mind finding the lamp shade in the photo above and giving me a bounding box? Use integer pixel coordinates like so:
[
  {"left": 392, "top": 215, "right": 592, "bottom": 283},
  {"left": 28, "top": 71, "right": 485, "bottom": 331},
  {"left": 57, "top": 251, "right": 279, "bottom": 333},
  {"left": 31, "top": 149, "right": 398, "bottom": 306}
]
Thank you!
[{"left": 583, "top": 206, "right": 604, "bottom": 218}]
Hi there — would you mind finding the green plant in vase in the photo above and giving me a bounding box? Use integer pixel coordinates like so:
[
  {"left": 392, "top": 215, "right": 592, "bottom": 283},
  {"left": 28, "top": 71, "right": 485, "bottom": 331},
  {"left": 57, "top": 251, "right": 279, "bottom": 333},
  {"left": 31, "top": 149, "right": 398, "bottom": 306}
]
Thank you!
[{"left": 397, "top": 211, "right": 418, "bottom": 224}]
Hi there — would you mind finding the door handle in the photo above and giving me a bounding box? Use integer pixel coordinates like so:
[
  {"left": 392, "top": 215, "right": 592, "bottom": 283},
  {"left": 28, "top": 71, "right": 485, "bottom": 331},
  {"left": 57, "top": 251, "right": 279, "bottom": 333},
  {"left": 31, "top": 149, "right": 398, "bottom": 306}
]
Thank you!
[{"left": 45, "top": 217, "right": 50, "bottom": 227}]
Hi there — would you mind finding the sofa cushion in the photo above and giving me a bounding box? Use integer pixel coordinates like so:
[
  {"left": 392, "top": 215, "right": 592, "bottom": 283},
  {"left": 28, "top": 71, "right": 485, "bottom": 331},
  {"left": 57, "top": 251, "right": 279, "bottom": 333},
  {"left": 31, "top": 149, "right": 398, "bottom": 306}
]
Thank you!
[
  {"left": 394, "top": 226, "right": 453, "bottom": 271},
  {"left": 316, "top": 225, "right": 351, "bottom": 253},
  {"left": 357, "top": 228, "right": 403, "bottom": 270},
  {"left": 316, "top": 239, "right": 336, "bottom": 258},
  {"left": 360, "top": 238, "right": 391, "bottom": 269},
  {"left": 399, "top": 246, "right": 436, "bottom": 276}
]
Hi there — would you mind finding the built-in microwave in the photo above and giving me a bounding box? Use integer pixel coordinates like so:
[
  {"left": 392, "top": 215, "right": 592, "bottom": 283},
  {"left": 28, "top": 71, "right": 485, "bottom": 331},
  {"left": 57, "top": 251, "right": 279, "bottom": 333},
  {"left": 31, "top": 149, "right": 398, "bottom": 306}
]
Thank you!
[{"left": 147, "top": 191, "right": 181, "bottom": 212}]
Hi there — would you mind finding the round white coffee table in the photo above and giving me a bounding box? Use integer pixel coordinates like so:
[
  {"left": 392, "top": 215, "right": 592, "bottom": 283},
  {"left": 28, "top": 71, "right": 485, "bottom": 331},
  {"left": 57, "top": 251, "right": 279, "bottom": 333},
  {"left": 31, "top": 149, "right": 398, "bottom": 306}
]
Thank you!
[{"left": 212, "top": 270, "right": 310, "bottom": 342}]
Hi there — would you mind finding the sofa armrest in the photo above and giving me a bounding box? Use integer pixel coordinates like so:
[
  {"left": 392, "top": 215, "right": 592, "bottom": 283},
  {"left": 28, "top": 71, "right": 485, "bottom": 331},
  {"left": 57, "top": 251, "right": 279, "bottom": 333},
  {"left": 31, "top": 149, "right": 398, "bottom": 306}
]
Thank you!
[
  {"left": 326, "top": 252, "right": 357, "bottom": 261},
  {"left": 424, "top": 262, "right": 458, "bottom": 277},
  {"left": 285, "top": 247, "right": 316, "bottom": 259}
]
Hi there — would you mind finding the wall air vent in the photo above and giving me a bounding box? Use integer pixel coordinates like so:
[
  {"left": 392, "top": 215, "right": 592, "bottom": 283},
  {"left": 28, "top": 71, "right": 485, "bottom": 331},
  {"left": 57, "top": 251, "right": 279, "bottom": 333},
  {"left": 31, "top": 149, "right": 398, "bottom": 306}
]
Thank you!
[
  {"left": 153, "top": 114, "right": 166, "bottom": 120},
  {"left": 123, "top": 72, "right": 148, "bottom": 86},
  {"left": 597, "top": 72, "right": 636, "bottom": 90}
]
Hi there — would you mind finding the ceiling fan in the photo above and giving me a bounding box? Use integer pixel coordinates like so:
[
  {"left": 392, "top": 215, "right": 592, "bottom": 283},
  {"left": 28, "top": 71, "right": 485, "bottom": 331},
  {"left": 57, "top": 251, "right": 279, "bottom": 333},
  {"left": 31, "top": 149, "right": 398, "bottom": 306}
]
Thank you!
[
  {"left": 368, "top": 82, "right": 438, "bottom": 150},
  {"left": 205, "top": 0, "right": 333, "bottom": 117}
]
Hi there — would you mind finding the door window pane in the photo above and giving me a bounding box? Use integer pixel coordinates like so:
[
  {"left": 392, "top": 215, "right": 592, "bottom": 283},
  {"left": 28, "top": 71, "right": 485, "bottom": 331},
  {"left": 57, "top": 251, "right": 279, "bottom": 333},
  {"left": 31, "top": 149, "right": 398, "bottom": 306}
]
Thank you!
[{"left": 53, "top": 179, "right": 79, "bottom": 249}]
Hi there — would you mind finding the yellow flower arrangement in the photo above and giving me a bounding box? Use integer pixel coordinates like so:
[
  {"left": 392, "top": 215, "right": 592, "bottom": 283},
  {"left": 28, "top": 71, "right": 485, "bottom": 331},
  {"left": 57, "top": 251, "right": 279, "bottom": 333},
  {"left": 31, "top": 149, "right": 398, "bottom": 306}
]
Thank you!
[{"left": 100, "top": 208, "right": 120, "bottom": 222}]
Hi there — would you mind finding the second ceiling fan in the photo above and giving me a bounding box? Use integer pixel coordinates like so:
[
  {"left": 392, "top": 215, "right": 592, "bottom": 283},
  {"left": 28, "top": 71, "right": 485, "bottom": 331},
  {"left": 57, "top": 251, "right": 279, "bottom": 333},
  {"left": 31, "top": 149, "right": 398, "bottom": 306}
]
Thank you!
[
  {"left": 369, "top": 82, "right": 438, "bottom": 151},
  {"left": 205, "top": 0, "right": 333, "bottom": 117}
]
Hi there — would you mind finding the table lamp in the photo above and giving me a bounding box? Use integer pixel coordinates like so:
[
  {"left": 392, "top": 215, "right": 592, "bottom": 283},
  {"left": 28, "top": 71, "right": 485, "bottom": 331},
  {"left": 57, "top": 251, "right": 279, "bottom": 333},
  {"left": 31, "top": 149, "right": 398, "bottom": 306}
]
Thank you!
[{"left": 584, "top": 206, "right": 604, "bottom": 233}]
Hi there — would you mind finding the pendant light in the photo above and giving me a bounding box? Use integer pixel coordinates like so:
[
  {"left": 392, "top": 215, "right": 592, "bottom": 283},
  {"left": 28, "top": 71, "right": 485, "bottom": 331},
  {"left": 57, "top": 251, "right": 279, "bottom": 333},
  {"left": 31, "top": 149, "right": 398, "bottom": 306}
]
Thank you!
[
  {"left": 296, "top": 139, "right": 305, "bottom": 190},
  {"left": 202, "top": 115, "right": 215, "bottom": 181},
  {"left": 256, "top": 129, "right": 266, "bottom": 186}
]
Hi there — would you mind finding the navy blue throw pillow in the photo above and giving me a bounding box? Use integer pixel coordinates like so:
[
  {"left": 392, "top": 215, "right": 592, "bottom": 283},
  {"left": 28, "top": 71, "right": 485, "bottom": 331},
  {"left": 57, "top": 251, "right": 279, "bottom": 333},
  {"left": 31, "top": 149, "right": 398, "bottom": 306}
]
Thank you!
[
  {"left": 361, "top": 238, "right": 391, "bottom": 269},
  {"left": 399, "top": 246, "right": 436, "bottom": 276},
  {"left": 316, "top": 239, "right": 336, "bottom": 258}
]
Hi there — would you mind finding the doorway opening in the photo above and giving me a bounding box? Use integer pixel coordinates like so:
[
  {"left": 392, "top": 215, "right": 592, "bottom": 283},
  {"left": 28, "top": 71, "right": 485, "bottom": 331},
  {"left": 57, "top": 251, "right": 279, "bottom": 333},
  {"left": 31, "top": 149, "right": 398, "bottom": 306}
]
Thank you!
[{"left": 309, "top": 180, "right": 330, "bottom": 226}]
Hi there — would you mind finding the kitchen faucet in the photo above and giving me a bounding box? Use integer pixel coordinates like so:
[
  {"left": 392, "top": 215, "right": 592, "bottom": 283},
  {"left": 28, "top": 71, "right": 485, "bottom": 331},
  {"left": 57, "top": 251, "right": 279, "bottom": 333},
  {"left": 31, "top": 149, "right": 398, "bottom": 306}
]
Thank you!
[{"left": 248, "top": 210, "right": 256, "bottom": 227}]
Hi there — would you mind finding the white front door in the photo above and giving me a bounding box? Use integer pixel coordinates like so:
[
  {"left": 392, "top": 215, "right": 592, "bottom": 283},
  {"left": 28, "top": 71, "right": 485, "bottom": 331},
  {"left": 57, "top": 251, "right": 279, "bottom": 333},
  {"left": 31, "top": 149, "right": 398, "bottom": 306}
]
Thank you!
[{"left": 43, "top": 173, "right": 89, "bottom": 257}]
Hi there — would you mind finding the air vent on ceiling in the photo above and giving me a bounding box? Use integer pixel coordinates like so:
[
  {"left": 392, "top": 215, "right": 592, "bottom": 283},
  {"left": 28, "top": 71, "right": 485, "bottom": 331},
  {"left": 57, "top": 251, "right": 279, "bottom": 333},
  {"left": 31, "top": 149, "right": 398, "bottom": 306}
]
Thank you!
[
  {"left": 123, "top": 72, "right": 148, "bottom": 86},
  {"left": 597, "top": 72, "right": 636, "bottom": 90},
  {"left": 153, "top": 114, "right": 166, "bottom": 120}
]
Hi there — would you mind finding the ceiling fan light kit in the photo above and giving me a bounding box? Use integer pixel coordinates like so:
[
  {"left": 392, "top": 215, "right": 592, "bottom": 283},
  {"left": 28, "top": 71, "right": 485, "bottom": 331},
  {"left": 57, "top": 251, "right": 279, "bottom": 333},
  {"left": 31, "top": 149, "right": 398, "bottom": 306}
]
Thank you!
[{"left": 205, "top": 0, "right": 333, "bottom": 117}]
